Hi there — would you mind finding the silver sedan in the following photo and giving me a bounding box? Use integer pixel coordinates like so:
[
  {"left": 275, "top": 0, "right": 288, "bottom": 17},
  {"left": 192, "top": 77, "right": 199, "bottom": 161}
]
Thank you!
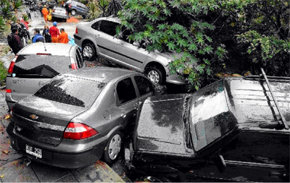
[{"left": 74, "top": 17, "right": 185, "bottom": 85}]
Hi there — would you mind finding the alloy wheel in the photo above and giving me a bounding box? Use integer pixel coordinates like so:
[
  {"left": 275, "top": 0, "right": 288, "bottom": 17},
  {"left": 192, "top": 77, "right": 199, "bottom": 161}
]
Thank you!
[
  {"left": 147, "top": 70, "right": 161, "bottom": 85},
  {"left": 108, "top": 134, "right": 121, "bottom": 160}
]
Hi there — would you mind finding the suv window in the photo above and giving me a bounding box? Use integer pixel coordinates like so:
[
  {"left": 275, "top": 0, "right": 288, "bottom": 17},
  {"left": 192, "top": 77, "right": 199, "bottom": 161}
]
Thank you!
[
  {"left": 134, "top": 76, "right": 153, "bottom": 96},
  {"left": 117, "top": 78, "right": 136, "bottom": 105},
  {"left": 99, "top": 20, "right": 119, "bottom": 36},
  {"left": 13, "top": 55, "right": 71, "bottom": 78},
  {"left": 76, "top": 48, "right": 84, "bottom": 68}
]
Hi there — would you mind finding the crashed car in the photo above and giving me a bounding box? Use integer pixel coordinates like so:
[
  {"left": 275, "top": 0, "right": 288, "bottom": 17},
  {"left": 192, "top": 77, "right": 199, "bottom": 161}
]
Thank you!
[
  {"left": 126, "top": 76, "right": 290, "bottom": 182},
  {"left": 7, "top": 67, "right": 155, "bottom": 168},
  {"left": 5, "top": 43, "right": 84, "bottom": 110},
  {"left": 51, "top": 6, "right": 68, "bottom": 21}
]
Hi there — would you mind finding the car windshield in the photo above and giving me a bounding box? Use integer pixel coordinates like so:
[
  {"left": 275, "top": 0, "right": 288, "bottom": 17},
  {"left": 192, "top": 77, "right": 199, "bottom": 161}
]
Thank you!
[
  {"left": 188, "top": 81, "right": 237, "bottom": 151},
  {"left": 34, "top": 75, "right": 106, "bottom": 108},
  {"left": 14, "top": 55, "right": 71, "bottom": 78}
]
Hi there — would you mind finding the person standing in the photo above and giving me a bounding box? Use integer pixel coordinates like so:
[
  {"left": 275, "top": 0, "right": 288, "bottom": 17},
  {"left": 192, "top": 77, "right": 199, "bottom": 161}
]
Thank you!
[
  {"left": 49, "top": 22, "right": 60, "bottom": 43},
  {"left": 42, "top": 25, "right": 51, "bottom": 42},
  {"left": 32, "top": 29, "right": 45, "bottom": 43},
  {"left": 7, "top": 28, "right": 24, "bottom": 55},
  {"left": 41, "top": 5, "right": 49, "bottom": 22},
  {"left": 58, "top": 28, "right": 69, "bottom": 43}
]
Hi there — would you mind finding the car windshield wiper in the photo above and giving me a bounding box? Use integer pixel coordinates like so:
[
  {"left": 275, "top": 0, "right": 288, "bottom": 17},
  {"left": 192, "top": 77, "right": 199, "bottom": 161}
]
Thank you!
[{"left": 183, "top": 96, "right": 193, "bottom": 149}]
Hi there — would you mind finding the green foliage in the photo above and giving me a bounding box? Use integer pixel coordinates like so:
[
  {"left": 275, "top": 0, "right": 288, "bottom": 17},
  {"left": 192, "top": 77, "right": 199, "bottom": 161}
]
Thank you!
[
  {"left": 0, "top": 16, "right": 5, "bottom": 33},
  {"left": 119, "top": 0, "right": 289, "bottom": 88},
  {"left": 118, "top": 0, "right": 249, "bottom": 88},
  {"left": 88, "top": 0, "right": 101, "bottom": 20},
  {"left": 13, "top": 0, "right": 22, "bottom": 10},
  {"left": 0, "top": 61, "right": 7, "bottom": 86}
]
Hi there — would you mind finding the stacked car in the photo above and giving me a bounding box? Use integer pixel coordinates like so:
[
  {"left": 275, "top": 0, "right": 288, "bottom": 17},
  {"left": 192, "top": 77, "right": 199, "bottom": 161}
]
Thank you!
[{"left": 4, "top": 11, "right": 290, "bottom": 182}]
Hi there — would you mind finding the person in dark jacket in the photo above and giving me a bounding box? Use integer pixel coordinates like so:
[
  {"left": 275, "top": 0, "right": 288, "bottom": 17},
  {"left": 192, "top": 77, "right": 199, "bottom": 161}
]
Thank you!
[
  {"left": 32, "top": 29, "right": 45, "bottom": 43},
  {"left": 7, "top": 28, "right": 24, "bottom": 55},
  {"left": 42, "top": 25, "right": 51, "bottom": 42}
]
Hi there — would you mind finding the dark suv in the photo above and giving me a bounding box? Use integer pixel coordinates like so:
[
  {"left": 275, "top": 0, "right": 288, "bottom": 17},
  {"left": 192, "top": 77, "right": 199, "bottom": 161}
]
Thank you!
[{"left": 64, "top": 0, "right": 89, "bottom": 18}]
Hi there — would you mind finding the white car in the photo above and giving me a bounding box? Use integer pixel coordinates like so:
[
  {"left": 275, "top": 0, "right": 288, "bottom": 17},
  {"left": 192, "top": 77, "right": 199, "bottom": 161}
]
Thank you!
[{"left": 74, "top": 17, "right": 185, "bottom": 85}]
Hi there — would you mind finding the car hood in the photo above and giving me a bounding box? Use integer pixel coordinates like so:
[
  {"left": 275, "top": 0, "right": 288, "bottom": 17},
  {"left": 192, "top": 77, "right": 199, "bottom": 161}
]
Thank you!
[{"left": 135, "top": 94, "right": 194, "bottom": 157}]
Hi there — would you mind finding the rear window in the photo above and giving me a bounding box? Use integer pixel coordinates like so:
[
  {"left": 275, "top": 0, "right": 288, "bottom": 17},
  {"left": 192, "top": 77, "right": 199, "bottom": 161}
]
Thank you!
[
  {"left": 13, "top": 55, "right": 71, "bottom": 78},
  {"left": 34, "top": 76, "right": 106, "bottom": 107}
]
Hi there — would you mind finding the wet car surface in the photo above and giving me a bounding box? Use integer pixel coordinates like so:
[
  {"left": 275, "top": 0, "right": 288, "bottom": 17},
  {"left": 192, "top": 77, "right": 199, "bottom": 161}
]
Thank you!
[
  {"left": 126, "top": 76, "right": 290, "bottom": 182},
  {"left": 5, "top": 43, "right": 84, "bottom": 110},
  {"left": 6, "top": 67, "right": 155, "bottom": 169}
]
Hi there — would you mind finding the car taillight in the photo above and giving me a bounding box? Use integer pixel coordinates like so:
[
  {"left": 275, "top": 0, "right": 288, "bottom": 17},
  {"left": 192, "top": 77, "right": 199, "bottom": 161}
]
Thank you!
[
  {"left": 6, "top": 89, "right": 12, "bottom": 93},
  {"left": 63, "top": 122, "right": 98, "bottom": 140},
  {"left": 71, "top": 63, "right": 77, "bottom": 70},
  {"left": 75, "top": 27, "right": 78, "bottom": 34},
  {"left": 8, "top": 56, "right": 18, "bottom": 74}
]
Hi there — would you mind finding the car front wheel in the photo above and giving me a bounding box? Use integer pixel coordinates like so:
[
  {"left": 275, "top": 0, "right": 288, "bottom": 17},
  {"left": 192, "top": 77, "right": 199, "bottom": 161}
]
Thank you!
[
  {"left": 145, "top": 66, "right": 164, "bottom": 85},
  {"left": 103, "top": 131, "right": 122, "bottom": 164},
  {"left": 71, "top": 9, "right": 76, "bottom": 16},
  {"left": 82, "top": 42, "right": 96, "bottom": 61}
]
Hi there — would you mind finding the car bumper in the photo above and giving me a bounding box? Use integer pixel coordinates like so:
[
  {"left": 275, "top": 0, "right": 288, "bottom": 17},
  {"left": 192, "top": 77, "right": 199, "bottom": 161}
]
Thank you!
[
  {"left": 51, "top": 13, "right": 68, "bottom": 19},
  {"left": 5, "top": 93, "right": 17, "bottom": 111},
  {"left": 7, "top": 122, "right": 107, "bottom": 169}
]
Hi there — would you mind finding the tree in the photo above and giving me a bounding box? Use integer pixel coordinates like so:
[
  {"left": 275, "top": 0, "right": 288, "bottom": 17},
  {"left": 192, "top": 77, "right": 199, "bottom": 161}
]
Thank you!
[{"left": 118, "top": 0, "right": 289, "bottom": 89}]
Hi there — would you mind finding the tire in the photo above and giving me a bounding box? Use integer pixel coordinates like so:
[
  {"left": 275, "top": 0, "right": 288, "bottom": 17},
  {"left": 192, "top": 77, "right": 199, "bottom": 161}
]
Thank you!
[
  {"left": 103, "top": 131, "right": 123, "bottom": 164},
  {"left": 82, "top": 42, "right": 96, "bottom": 61},
  {"left": 145, "top": 65, "right": 165, "bottom": 85},
  {"left": 71, "top": 9, "right": 76, "bottom": 16}
]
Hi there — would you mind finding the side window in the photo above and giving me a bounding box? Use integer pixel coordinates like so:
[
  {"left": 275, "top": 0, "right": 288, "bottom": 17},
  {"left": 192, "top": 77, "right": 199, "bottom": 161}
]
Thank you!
[
  {"left": 116, "top": 78, "right": 137, "bottom": 105},
  {"left": 91, "top": 21, "right": 100, "bottom": 30},
  {"left": 76, "top": 48, "right": 84, "bottom": 68},
  {"left": 134, "top": 76, "right": 154, "bottom": 96},
  {"left": 99, "top": 20, "right": 119, "bottom": 36}
]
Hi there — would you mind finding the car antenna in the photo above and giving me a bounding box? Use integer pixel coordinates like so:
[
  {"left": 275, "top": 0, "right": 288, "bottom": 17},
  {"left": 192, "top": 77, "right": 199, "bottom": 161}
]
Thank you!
[
  {"left": 260, "top": 68, "right": 289, "bottom": 129},
  {"left": 42, "top": 42, "right": 47, "bottom": 52}
]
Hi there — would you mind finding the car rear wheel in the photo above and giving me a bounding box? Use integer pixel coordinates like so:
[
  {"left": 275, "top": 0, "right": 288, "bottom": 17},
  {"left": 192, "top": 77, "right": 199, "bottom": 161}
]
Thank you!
[
  {"left": 82, "top": 42, "right": 96, "bottom": 61},
  {"left": 71, "top": 9, "right": 76, "bottom": 16},
  {"left": 103, "top": 131, "right": 122, "bottom": 164},
  {"left": 145, "top": 65, "right": 164, "bottom": 85}
]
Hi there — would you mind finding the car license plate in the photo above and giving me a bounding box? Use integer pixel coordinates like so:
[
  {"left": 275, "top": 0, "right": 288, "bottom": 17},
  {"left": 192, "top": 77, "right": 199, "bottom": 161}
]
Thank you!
[{"left": 25, "top": 144, "right": 42, "bottom": 159}]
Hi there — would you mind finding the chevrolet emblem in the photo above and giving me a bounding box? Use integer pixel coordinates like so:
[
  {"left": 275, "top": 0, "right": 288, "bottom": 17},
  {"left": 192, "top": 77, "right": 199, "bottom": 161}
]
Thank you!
[{"left": 29, "top": 114, "right": 39, "bottom": 120}]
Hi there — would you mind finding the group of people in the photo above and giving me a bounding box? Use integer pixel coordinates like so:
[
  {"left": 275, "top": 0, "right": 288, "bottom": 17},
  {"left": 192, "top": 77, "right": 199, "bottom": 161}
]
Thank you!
[
  {"left": 8, "top": 20, "right": 69, "bottom": 55},
  {"left": 32, "top": 22, "right": 69, "bottom": 44}
]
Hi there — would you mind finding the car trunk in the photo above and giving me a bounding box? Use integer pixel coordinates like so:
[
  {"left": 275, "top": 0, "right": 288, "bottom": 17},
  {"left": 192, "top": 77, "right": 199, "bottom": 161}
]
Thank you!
[{"left": 12, "top": 96, "right": 87, "bottom": 146}]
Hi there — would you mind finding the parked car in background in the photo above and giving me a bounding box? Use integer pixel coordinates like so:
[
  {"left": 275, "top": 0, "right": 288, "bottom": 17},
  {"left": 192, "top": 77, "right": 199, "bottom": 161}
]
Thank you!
[
  {"left": 74, "top": 17, "right": 185, "bottom": 85},
  {"left": 64, "top": 0, "right": 88, "bottom": 18},
  {"left": 126, "top": 76, "right": 290, "bottom": 182},
  {"left": 7, "top": 67, "right": 155, "bottom": 168},
  {"left": 5, "top": 43, "right": 84, "bottom": 110},
  {"left": 51, "top": 6, "right": 68, "bottom": 21}
]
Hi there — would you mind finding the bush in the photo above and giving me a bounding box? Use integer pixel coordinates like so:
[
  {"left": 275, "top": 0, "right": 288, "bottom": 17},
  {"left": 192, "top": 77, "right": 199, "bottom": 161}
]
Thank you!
[{"left": 0, "top": 61, "right": 7, "bottom": 86}]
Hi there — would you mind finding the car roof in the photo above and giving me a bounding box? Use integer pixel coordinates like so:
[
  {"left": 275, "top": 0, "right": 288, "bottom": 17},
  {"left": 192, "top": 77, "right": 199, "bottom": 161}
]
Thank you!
[
  {"left": 18, "top": 43, "right": 75, "bottom": 56},
  {"left": 63, "top": 67, "right": 139, "bottom": 83},
  {"left": 94, "top": 16, "right": 121, "bottom": 24}
]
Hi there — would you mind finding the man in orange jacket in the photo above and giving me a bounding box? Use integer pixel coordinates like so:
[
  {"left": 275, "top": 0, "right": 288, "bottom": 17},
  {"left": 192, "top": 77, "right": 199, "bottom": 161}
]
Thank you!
[
  {"left": 58, "top": 28, "right": 69, "bottom": 43},
  {"left": 41, "top": 5, "right": 49, "bottom": 22}
]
